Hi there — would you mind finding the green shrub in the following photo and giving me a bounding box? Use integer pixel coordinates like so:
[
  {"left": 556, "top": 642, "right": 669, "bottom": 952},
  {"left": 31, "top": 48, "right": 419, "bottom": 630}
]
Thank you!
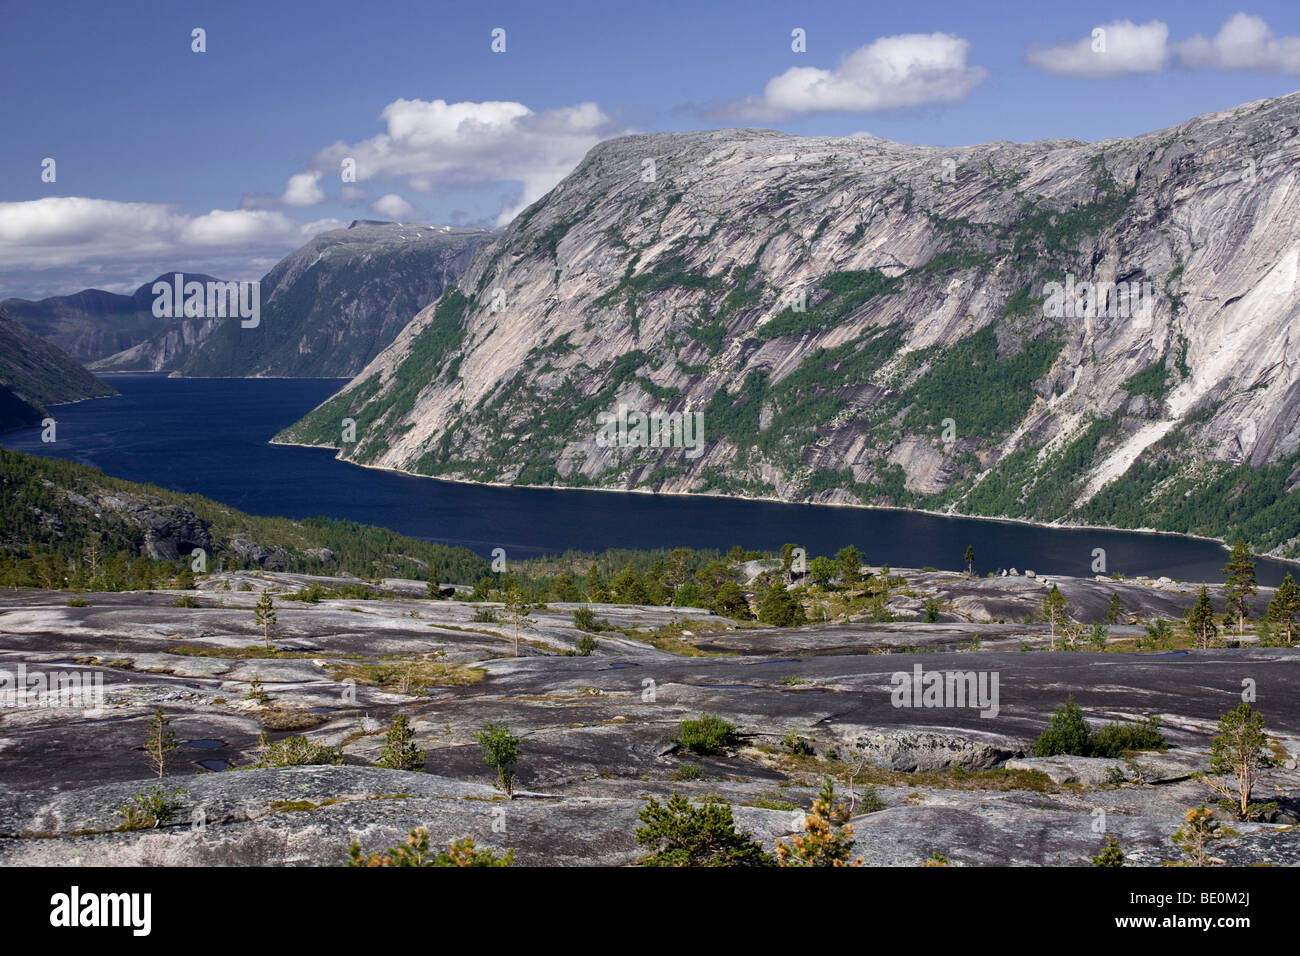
[
  {"left": 375, "top": 713, "right": 425, "bottom": 771},
  {"left": 245, "top": 733, "right": 342, "bottom": 768},
  {"left": 780, "top": 731, "right": 815, "bottom": 756},
  {"left": 475, "top": 721, "right": 522, "bottom": 795},
  {"left": 574, "top": 634, "right": 597, "bottom": 656},
  {"left": 471, "top": 607, "right": 500, "bottom": 623},
  {"left": 173, "top": 594, "right": 201, "bottom": 608},
  {"left": 758, "top": 586, "right": 806, "bottom": 626},
  {"left": 118, "top": 786, "right": 186, "bottom": 830},
  {"left": 283, "top": 583, "right": 326, "bottom": 603},
  {"left": 66, "top": 596, "right": 87, "bottom": 607},
  {"left": 1033, "top": 697, "right": 1166, "bottom": 757},
  {"left": 670, "top": 763, "right": 703, "bottom": 781},
  {"left": 636, "top": 792, "right": 773, "bottom": 866},
  {"left": 1091, "top": 716, "right": 1166, "bottom": 758},
  {"left": 1092, "top": 835, "right": 1126, "bottom": 866},
  {"left": 573, "top": 606, "right": 610, "bottom": 632},
  {"left": 1031, "top": 696, "right": 1092, "bottom": 757},
  {"left": 676, "top": 713, "right": 738, "bottom": 755}
]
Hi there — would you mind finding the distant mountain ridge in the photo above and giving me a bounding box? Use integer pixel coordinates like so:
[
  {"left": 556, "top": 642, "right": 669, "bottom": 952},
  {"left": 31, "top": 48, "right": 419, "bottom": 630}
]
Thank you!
[
  {"left": 2, "top": 274, "right": 221, "bottom": 363},
  {"left": 92, "top": 221, "right": 496, "bottom": 377}
]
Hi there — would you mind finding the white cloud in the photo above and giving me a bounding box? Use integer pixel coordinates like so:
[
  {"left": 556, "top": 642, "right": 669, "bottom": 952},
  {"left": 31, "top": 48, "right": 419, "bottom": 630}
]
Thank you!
[
  {"left": 304, "top": 97, "right": 628, "bottom": 225},
  {"left": 713, "top": 33, "right": 987, "bottom": 121},
  {"left": 0, "top": 197, "right": 343, "bottom": 296},
  {"left": 1027, "top": 19, "right": 1169, "bottom": 77},
  {"left": 179, "top": 208, "right": 321, "bottom": 246},
  {"left": 1176, "top": 13, "right": 1300, "bottom": 73},
  {"left": 281, "top": 171, "right": 326, "bottom": 206},
  {"left": 370, "top": 193, "right": 418, "bottom": 219}
]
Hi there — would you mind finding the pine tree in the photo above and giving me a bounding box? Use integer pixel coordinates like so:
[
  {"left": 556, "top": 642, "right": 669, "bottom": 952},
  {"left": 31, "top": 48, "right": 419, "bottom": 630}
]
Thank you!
[
  {"left": 636, "top": 793, "right": 772, "bottom": 867},
  {"left": 1266, "top": 572, "right": 1299, "bottom": 646},
  {"left": 586, "top": 562, "right": 611, "bottom": 603},
  {"left": 254, "top": 591, "right": 276, "bottom": 650},
  {"left": 1220, "top": 539, "right": 1256, "bottom": 637},
  {"left": 758, "top": 585, "right": 806, "bottom": 627},
  {"left": 1171, "top": 805, "right": 1223, "bottom": 867},
  {"left": 1092, "top": 835, "right": 1125, "bottom": 867},
  {"left": 963, "top": 546, "right": 975, "bottom": 576},
  {"left": 1208, "top": 702, "right": 1274, "bottom": 821},
  {"left": 503, "top": 585, "right": 533, "bottom": 657},
  {"left": 475, "top": 721, "right": 521, "bottom": 796},
  {"left": 776, "top": 778, "right": 863, "bottom": 867},
  {"left": 1106, "top": 592, "right": 1123, "bottom": 624},
  {"left": 611, "top": 565, "right": 649, "bottom": 604},
  {"left": 1040, "top": 584, "right": 1068, "bottom": 649},
  {"left": 376, "top": 713, "right": 425, "bottom": 771},
  {"left": 713, "top": 581, "right": 750, "bottom": 619},
  {"left": 835, "top": 546, "right": 863, "bottom": 588},
  {"left": 1185, "top": 585, "right": 1218, "bottom": 649},
  {"left": 143, "top": 707, "right": 177, "bottom": 778}
]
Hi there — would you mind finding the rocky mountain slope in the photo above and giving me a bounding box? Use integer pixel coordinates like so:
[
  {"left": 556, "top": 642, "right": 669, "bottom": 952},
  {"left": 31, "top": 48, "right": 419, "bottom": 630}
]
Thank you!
[
  {"left": 280, "top": 92, "right": 1300, "bottom": 556},
  {"left": 92, "top": 221, "right": 495, "bottom": 377},
  {"left": 0, "top": 310, "right": 115, "bottom": 430},
  {"left": 2, "top": 274, "right": 221, "bottom": 363},
  {"left": 0, "top": 447, "right": 486, "bottom": 581}
]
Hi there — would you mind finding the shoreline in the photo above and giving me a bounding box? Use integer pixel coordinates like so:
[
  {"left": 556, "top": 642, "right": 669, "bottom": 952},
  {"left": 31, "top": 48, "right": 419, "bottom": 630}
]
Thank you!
[{"left": 269, "top": 436, "right": 1298, "bottom": 567}]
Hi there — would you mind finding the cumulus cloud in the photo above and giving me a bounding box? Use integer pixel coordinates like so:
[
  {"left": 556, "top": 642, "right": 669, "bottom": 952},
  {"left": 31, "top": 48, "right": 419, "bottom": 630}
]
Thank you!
[
  {"left": 1176, "top": 13, "right": 1300, "bottom": 73},
  {"left": 302, "top": 97, "right": 628, "bottom": 225},
  {"left": 711, "top": 33, "right": 987, "bottom": 121},
  {"left": 0, "top": 197, "right": 343, "bottom": 297},
  {"left": 1027, "top": 19, "right": 1169, "bottom": 77},
  {"left": 281, "top": 171, "right": 327, "bottom": 206},
  {"left": 370, "top": 193, "right": 418, "bottom": 219}
]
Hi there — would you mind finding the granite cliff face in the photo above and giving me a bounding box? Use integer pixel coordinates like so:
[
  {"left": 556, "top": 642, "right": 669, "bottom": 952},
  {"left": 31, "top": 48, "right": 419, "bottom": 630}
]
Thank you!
[
  {"left": 91, "top": 222, "right": 496, "bottom": 377},
  {"left": 280, "top": 92, "right": 1300, "bottom": 555}
]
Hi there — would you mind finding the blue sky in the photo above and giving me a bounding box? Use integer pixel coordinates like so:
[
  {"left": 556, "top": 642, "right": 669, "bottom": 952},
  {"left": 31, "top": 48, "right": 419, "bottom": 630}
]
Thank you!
[{"left": 2, "top": 0, "right": 1298, "bottom": 297}]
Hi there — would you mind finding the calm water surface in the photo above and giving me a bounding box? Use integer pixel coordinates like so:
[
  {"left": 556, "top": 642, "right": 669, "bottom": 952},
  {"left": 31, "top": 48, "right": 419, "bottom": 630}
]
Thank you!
[{"left": 1, "top": 373, "right": 1286, "bottom": 584}]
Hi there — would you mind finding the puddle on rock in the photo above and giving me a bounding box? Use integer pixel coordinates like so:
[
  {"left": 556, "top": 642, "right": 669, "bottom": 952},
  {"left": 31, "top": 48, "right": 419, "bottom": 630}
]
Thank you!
[
  {"left": 182, "top": 739, "right": 226, "bottom": 750},
  {"left": 197, "top": 759, "right": 230, "bottom": 771}
]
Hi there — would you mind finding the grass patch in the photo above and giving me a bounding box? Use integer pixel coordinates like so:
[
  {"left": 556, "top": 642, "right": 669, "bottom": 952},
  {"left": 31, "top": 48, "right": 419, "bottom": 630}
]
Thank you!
[
  {"left": 616, "top": 619, "right": 737, "bottom": 657},
  {"left": 326, "top": 657, "right": 486, "bottom": 691}
]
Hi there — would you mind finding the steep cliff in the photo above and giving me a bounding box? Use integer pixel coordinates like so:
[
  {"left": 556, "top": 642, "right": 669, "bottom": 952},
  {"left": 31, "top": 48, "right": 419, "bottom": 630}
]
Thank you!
[{"left": 279, "top": 92, "right": 1300, "bottom": 556}]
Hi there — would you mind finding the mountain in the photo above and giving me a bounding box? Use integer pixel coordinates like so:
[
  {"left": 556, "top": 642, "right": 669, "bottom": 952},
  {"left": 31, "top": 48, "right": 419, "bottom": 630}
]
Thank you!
[
  {"left": 0, "top": 446, "right": 487, "bottom": 582},
  {"left": 91, "top": 221, "right": 496, "bottom": 377},
  {"left": 2, "top": 274, "right": 222, "bottom": 363},
  {"left": 0, "top": 309, "right": 116, "bottom": 430},
  {"left": 278, "top": 92, "right": 1300, "bottom": 557}
]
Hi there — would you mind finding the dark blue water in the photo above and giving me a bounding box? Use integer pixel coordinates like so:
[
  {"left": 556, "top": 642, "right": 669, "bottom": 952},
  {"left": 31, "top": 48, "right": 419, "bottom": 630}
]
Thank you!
[{"left": 1, "top": 373, "right": 1288, "bottom": 584}]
